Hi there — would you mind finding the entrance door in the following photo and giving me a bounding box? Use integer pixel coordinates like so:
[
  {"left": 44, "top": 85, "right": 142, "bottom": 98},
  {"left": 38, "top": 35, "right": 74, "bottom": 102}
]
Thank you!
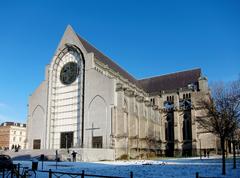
[
  {"left": 60, "top": 132, "right": 74, "bottom": 149},
  {"left": 33, "top": 139, "right": 41, "bottom": 149}
]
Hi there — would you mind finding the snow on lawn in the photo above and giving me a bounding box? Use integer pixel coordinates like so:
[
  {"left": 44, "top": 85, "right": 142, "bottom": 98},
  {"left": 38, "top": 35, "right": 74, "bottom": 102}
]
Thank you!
[{"left": 13, "top": 157, "right": 240, "bottom": 178}]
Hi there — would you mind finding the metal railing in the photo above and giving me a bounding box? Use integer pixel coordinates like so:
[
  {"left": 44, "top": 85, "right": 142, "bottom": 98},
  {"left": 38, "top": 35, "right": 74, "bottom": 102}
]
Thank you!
[
  {"left": 0, "top": 163, "right": 36, "bottom": 178},
  {"left": 0, "top": 164, "right": 133, "bottom": 178},
  {"left": 38, "top": 169, "right": 133, "bottom": 178},
  {"left": 196, "top": 172, "right": 221, "bottom": 178}
]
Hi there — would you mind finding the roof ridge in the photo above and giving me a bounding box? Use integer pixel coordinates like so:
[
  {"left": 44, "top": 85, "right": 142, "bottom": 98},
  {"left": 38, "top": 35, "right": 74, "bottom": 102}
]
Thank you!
[
  {"left": 77, "top": 34, "right": 138, "bottom": 82},
  {"left": 138, "top": 68, "right": 201, "bottom": 81},
  {"left": 77, "top": 35, "right": 112, "bottom": 64}
]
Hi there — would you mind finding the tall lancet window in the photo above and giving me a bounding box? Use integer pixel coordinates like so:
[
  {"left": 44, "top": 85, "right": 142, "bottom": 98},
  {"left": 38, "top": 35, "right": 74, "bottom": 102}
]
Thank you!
[
  {"left": 166, "top": 113, "right": 174, "bottom": 142},
  {"left": 183, "top": 111, "right": 192, "bottom": 141}
]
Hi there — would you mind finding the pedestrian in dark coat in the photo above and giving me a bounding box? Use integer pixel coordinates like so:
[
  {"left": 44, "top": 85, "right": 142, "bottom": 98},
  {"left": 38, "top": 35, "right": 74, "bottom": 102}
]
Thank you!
[{"left": 71, "top": 151, "right": 77, "bottom": 162}]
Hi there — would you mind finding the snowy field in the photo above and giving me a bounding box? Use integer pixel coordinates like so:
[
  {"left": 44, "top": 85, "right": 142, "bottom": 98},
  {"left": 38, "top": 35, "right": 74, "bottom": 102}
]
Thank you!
[{"left": 10, "top": 157, "right": 240, "bottom": 178}]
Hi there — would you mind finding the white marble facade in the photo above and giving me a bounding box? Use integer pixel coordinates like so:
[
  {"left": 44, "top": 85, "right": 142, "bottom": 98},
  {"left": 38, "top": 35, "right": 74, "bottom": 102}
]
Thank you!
[{"left": 27, "top": 25, "right": 218, "bottom": 159}]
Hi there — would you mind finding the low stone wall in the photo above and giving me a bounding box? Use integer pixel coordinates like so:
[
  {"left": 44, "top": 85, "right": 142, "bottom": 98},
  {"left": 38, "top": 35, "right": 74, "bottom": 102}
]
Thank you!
[
  {"left": 63, "top": 148, "right": 115, "bottom": 162},
  {"left": 0, "top": 149, "right": 57, "bottom": 160},
  {"left": 1, "top": 148, "right": 115, "bottom": 162}
]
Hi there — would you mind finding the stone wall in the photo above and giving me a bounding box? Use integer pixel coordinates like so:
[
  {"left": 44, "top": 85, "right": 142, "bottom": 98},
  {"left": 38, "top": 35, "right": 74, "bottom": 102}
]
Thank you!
[
  {"left": 61, "top": 148, "right": 115, "bottom": 162},
  {"left": 27, "top": 81, "right": 48, "bottom": 149}
]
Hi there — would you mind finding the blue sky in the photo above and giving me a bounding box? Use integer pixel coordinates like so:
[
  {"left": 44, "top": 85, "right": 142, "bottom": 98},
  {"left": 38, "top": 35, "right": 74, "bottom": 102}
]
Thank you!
[{"left": 0, "top": 0, "right": 239, "bottom": 123}]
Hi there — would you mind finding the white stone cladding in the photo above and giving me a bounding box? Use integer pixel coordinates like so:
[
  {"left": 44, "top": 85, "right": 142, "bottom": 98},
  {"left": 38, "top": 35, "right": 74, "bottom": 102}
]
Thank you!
[
  {"left": 27, "top": 81, "right": 48, "bottom": 149},
  {"left": 84, "top": 67, "right": 114, "bottom": 149},
  {"left": 48, "top": 50, "right": 84, "bottom": 149}
]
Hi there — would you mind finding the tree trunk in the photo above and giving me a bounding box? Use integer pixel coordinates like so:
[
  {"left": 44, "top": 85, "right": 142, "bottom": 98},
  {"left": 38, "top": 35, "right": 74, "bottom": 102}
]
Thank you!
[
  {"left": 233, "top": 140, "right": 236, "bottom": 169},
  {"left": 221, "top": 137, "right": 226, "bottom": 175}
]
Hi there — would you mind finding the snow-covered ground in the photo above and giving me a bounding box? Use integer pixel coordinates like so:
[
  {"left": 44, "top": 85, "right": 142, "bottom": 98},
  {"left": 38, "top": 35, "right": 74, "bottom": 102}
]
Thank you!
[{"left": 11, "top": 157, "right": 240, "bottom": 178}]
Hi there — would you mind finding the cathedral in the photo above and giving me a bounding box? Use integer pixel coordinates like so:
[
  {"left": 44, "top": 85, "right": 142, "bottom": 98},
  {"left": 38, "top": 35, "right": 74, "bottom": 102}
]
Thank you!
[{"left": 27, "top": 26, "right": 218, "bottom": 161}]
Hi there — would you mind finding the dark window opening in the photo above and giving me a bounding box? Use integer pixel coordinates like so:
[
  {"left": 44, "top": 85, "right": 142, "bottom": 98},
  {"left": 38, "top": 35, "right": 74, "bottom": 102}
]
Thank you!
[
  {"left": 165, "top": 112, "right": 174, "bottom": 157},
  {"left": 92, "top": 136, "right": 103, "bottom": 148},
  {"left": 166, "top": 113, "right": 174, "bottom": 142},
  {"left": 33, "top": 139, "right": 41, "bottom": 149},
  {"left": 183, "top": 112, "right": 192, "bottom": 141},
  {"left": 150, "top": 98, "right": 155, "bottom": 105},
  {"left": 60, "top": 132, "right": 74, "bottom": 149},
  {"left": 167, "top": 96, "right": 174, "bottom": 102}
]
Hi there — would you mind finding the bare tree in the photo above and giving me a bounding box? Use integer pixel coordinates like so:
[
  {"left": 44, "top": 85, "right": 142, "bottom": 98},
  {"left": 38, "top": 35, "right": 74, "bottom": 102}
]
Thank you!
[
  {"left": 230, "top": 79, "right": 240, "bottom": 169},
  {"left": 196, "top": 80, "right": 240, "bottom": 175}
]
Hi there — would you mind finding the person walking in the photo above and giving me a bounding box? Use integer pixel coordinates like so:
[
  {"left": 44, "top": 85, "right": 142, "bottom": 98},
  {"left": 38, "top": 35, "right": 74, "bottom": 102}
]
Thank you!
[
  {"left": 204, "top": 149, "right": 207, "bottom": 157},
  {"left": 71, "top": 150, "right": 77, "bottom": 162},
  {"left": 207, "top": 150, "right": 210, "bottom": 158}
]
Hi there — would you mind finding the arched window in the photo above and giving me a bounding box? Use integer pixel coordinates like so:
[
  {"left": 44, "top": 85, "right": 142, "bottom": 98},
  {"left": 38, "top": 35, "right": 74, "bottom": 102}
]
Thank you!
[
  {"left": 151, "top": 98, "right": 155, "bottom": 105},
  {"left": 166, "top": 113, "right": 174, "bottom": 141},
  {"left": 183, "top": 111, "right": 192, "bottom": 140}
]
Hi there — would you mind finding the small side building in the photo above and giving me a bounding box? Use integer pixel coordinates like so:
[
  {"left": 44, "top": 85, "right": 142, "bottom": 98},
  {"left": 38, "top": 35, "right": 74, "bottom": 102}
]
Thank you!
[{"left": 0, "top": 122, "right": 27, "bottom": 150}]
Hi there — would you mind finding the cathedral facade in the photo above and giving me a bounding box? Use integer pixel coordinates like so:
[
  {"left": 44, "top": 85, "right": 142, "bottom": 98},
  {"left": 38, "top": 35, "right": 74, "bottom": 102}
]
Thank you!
[{"left": 27, "top": 26, "right": 218, "bottom": 160}]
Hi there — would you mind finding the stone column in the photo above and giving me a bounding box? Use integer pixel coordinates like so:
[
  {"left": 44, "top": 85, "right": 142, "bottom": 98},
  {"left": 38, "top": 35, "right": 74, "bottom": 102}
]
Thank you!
[
  {"left": 160, "top": 111, "right": 167, "bottom": 155},
  {"left": 144, "top": 99, "right": 151, "bottom": 157},
  {"left": 124, "top": 88, "right": 135, "bottom": 158},
  {"left": 115, "top": 83, "right": 125, "bottom": 158},
  {"left": 174, "top": 111, "right": 182, "bottom": 156},
  {"left": 136, "top": 95, "right": 144, "bottom": 157},
  {"left": 173, "top": 93, "right": 182, "bottom": 156},
  {"left": 110, "top": 106, "right": 116, "bottom": 149}
]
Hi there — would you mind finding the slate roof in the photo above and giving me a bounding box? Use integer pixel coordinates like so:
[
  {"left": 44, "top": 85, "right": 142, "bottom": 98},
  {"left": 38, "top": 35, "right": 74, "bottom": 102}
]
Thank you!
[
  {"left": 138, "top": 69, "right": 201, "bottom": 94},
  {"left": 77, "top": 35, "right": 138, "bottom": 85},
  {"left": 77, "top": 35, "right": 201, "bottom": 94}
]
